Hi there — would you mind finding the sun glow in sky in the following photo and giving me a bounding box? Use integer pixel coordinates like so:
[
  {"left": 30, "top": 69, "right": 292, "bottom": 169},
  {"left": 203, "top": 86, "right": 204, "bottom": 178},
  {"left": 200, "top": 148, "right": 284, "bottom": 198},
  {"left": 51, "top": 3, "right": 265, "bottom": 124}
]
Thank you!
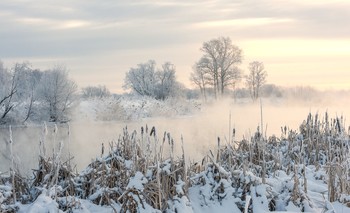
[{"left": 0, "top": 0, "right": 349, "bottom": 92}]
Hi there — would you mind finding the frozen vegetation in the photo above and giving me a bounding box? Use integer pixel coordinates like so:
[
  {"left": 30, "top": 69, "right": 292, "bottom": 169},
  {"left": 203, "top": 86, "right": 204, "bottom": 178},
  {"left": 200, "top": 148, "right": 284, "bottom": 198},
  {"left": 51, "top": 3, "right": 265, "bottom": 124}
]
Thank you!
[
  {"left": 75, "top": 95, "right": 201, "bottom": 122},
  {"left": 1, "top": 112, "right": 350, "bottom": 213}
]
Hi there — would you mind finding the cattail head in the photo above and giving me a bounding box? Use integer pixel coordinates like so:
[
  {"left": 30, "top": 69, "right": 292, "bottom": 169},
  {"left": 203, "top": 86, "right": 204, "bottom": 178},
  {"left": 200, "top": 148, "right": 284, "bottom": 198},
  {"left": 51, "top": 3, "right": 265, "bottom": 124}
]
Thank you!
[
  {"left": 167, "top": 133, "right": 171, "bottom": 144},
  {"left": 54, "top": 124, "right": 58, "bottom": 134},
  {"left": 150, "top": 126, "right": 156, "bottom": 137},
  {"left": 43, "top": 121, "right": 48, "bottom": 136},
  {"left": 163, "top": 131, "right": 166, "bottom": 143},
  {"left": 9, "top": 125, "right": 13, "bottom": 145}
]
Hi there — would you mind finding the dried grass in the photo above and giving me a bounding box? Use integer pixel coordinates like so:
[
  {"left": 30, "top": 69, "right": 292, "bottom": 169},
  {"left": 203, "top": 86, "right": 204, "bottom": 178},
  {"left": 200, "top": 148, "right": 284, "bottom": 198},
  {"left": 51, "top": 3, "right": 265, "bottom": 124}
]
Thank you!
[{"left": 1, "top": 113, "right": 350, "bottom": 212}]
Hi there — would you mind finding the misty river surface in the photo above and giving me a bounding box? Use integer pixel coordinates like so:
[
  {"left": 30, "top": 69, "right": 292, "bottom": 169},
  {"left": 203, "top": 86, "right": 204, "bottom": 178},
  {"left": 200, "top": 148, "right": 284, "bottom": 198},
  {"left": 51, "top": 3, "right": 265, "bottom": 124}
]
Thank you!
[{"left": 1, "top": 102, "right": 349, "bottom": 175}]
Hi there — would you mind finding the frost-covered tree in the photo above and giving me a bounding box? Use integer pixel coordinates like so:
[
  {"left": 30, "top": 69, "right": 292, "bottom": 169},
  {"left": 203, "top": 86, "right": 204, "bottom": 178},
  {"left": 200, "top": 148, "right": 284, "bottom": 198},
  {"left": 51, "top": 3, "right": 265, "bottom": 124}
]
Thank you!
[
  {"left": 0, "top": 61, "right": 78, "bottom": 124},
  {"left": 192, "top": 37, "right": 242, "bottom": 98},
  {"left": 12, "top": 62, "right": 33, "bottom": 100},
  {"left": 81, "top": 85, "right": 111, "bottom": 99},
  {"left": 0, "top": 61, "right": 9, "bottom": 98},
  {"left": 191, "top": 61, "right": 209, "bottom": 100},
  {"left": 0, "top": 61, "right": 44, "bottom": 123},
  {"left": 36, "top": 65, "right": 77, "bottom": 122},
  {"left": 155, "top": 62, "right": 177, "bottom": 100},
  {"left": 0, "top": 61, "right": 17, "bottom": 124},
  {"left": 124, "top": 60, "right": 157, "bottom": 97},
  {"left": 124, "top": 60, "right": 180, "bottom": 100},
  {"left": 23, "top": 69, "right": 42, "bottom": 122},
  {"left": 246, "top": 61, "right": 267, "bottom": 101},
  {"left": 12, "top": 62, "right": 42, "bottom": 122}
]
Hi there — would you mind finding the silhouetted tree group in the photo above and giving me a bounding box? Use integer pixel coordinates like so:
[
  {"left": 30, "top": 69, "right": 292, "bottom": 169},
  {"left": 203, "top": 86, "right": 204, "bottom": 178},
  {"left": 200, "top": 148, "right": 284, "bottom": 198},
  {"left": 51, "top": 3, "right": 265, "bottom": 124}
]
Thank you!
[{"left": 190, "top": 36, "right": 268, "bottom": 100}]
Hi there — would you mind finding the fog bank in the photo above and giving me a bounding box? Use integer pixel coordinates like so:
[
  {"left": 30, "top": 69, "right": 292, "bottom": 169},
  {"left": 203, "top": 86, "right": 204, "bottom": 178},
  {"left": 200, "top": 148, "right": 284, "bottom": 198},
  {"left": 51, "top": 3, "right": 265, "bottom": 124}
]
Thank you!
[{"left": 1, "top": 97, "right": 350, "bottom": 174}]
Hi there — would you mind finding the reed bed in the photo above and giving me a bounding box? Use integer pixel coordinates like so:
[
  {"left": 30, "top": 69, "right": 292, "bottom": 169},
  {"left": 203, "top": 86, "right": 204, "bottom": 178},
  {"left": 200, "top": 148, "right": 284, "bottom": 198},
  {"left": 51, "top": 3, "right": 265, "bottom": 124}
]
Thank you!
[{"left": 1, "top": 113, "right": 350, "bottom": 212}]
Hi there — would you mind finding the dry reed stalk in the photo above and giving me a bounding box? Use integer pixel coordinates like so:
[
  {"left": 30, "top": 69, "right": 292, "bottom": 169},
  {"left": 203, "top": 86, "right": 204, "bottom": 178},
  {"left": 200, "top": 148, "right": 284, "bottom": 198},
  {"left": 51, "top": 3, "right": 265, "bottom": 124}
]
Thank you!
[
  {"left": 9, "top": 126, "right": 16, "bottom": 203},
  {"left": 292, "top": 165, "right": 299, "bottom": 203},
  {"left": 303, "top": 164, "right": 307, "bottom": 195}
]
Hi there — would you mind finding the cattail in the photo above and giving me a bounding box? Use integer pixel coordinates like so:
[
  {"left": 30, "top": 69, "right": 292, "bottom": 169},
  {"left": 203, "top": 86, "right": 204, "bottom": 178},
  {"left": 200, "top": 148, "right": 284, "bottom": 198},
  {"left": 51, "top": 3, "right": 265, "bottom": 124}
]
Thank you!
[
  {"left": 40, "top": 122, "right": 48, "bottom": 157},
  {"left": 163, "top": 131, "right": 166, "bottom": 144},
  {"left": 303, "top": 164, "right": 307, "bottom": 194},
  {"left": 217, "top": 137, "right": 221, "bottom": 163},
  {"left": 53, "top": 124, "right": 58, "bottom": 158},
  {"left": 150, "top": 126, "right": 156, "bottom": 137},
  {"left": 9, "top": 125, "right": 16, "bottom": 203},
  {"left": 167, "top": 132, "right": 171, "bottom": 144},
  {"left": 67, "top": 122, "right": 71, "bottom": 169},
  {"left": 101, "top": 143, "right": 105, "bottom": 157}
]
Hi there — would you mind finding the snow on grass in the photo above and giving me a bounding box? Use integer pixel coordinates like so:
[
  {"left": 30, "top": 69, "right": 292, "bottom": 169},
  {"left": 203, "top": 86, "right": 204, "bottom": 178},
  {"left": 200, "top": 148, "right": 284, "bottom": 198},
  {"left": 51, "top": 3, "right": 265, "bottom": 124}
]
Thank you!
[
  {"left": 20, "top": 193, "right": 63, "bottom": 213},
  {"left": 2, "top": 113, "right": 350, "bottom": 212},
  {"left": 127, "top": 171, "right": 148, "bottom": 191},
  {"left": 332, "top": 201, "right": 350, "bottom": 213}
]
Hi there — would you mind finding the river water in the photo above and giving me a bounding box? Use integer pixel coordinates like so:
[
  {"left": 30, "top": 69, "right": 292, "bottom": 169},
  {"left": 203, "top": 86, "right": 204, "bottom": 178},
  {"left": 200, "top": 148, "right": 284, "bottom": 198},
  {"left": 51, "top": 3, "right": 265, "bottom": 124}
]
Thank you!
[{"left": 1, "top": 101, "right": 349, "bottom": 175}]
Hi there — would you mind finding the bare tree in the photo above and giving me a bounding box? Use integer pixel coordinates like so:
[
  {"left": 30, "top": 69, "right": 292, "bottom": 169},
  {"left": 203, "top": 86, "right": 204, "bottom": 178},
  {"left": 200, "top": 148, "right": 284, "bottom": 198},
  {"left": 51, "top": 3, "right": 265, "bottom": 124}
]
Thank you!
[
  {"left": 0, "top": 60, "right": 9, "bottom": 99},
  {"left": 0, "top": 62, "right": 21, "bottom": 124},
  {"left": 37, "top": 65, "right": 77, "bottom": 122},
  {"left": 11, "top": 62, "right": 42, "bottom": 122},
  {"left": 23, "top": 69, "right": 42, "bottom": 122},
  {"left": 190, "top": 63, "right": 208, "bottom": 101},
  {"left": 124, "top": 60, "right": 180, "bottom": 100},
  {"left": 246, "top": 61, "right": 267, "bottom": 101},
  {"left": 155, "top": 62, "right": 177, "bottom": 100},
  {"left": 217, "top": 37, "right": 242, "bottom": 94},
  {"left": 192, "top": 37, "right": 242, "bottom": 98},
  {"left": 124, "top": 60, "right": 157, "bottom": 97},
  {"left": 0, "top": 61, "right": 44, "bottom": 124}
]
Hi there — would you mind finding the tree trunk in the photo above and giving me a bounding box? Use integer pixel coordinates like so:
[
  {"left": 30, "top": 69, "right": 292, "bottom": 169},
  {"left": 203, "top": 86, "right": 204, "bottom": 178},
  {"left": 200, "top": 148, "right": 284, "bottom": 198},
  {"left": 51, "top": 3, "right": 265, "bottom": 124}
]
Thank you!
[{"left": 24, "top": 89, "right": 34, "bottom": 122}]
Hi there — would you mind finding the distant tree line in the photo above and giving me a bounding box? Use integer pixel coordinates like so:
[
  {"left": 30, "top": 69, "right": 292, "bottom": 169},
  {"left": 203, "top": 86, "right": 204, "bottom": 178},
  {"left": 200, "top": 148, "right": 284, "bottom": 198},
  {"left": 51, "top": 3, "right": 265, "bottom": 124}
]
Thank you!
[
  {"left": 190, "top": 36, "right": 268, "bottom": 101},
  {"left": 81, "top": 85, "right": 111, "bottom": 99},
  {"left": 124, "top": 36, "right": 268, "bottom": 101},
  {"left": 246, "top": 61, "right": 267, "bottom": 101}
]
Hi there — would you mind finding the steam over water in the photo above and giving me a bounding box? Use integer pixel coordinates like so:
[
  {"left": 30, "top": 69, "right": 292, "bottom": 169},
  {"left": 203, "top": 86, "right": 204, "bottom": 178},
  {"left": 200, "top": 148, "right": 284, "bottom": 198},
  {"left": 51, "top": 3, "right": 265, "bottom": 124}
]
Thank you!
[{"left": 1, "top": 99, "right": 349, "bottom": 174}]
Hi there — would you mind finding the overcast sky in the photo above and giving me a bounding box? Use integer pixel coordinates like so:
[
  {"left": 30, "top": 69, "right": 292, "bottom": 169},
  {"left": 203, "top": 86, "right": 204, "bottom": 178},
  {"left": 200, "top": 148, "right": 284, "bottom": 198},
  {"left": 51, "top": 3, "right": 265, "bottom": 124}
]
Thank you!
[{"left": 1, "top": 0, "right": 349, "bottom": 92}]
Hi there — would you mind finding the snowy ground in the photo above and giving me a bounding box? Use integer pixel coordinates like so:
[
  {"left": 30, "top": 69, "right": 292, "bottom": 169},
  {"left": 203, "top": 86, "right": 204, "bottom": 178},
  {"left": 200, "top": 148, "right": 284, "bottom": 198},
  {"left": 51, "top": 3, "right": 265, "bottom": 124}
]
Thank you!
[{"left": 12, "top": 165, "right": 350, "bottom": 213}]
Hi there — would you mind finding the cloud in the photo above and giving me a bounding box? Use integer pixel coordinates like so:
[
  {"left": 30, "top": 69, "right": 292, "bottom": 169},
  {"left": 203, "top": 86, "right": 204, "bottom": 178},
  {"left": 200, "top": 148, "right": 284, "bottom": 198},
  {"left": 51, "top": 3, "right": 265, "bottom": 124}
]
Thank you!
[
  {"left": 54, "top": 20, "right": 92, "bottom": 29},
  {"left": 194, "top": 18, "right": 294, "bottom": 28},
  {"left": 0, "top": 0, "right": 349, "bottom": 91}
]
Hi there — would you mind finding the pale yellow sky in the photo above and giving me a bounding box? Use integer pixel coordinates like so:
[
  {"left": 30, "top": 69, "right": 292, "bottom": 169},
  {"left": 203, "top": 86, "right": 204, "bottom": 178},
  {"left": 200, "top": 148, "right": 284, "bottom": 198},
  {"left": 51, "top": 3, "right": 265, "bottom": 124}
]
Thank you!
[
  {"left": 1, "top": 0, "right": 349, "bottom": 92},
  {"left": 240, "top": 39, "right": 350, "bottom": 90}
]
